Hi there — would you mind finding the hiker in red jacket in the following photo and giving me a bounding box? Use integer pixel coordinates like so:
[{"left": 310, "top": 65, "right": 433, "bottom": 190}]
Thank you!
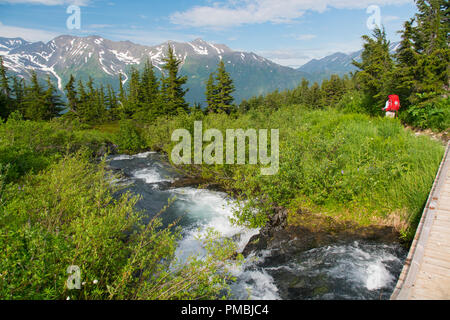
[{"left": 383, "top": 95, "right": 401, "bottom": 118}]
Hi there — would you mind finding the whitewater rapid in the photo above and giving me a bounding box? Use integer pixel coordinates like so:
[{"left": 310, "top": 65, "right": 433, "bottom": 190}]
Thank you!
[{"left": 107, "top": 152, "right": 406, "bottom": 300}]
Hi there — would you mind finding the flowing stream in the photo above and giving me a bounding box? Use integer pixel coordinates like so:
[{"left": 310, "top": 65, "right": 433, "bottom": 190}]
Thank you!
[{"left": 107, "top": 152, "right": 407, "bottom": 300}]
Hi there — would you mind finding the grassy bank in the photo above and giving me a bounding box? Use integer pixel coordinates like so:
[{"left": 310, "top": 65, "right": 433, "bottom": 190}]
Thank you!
[
  {"left": 0, "top": 116, "right": 115, "bottom": 183},
  {"left": 141, "top": 105, "right": 445, "bottom": 241}
]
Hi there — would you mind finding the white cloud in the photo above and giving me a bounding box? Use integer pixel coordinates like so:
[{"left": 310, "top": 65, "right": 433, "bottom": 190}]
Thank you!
[
  {"left": 0, "top": 0, "right": 89, "bottom": 5},
  {"left": 170, "top": 0, "right": 413, "bottom": 28},
  {"left": 295, "top": 34, "right": 316, "bottom": 40},
  {"left": 0, "top": 21, "right": 60, "bottom": 42}
]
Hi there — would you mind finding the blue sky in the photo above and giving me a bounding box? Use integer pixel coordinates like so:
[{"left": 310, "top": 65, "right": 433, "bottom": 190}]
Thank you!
[{"left": 0, "top": 0, "right": 418, "bottom": 67}]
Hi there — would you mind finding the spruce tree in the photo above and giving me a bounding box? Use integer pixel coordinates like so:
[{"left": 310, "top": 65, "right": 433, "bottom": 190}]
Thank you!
[
  {"left": 97, "top": 84, "right": 107, "bottom": 123},
  {"left": 321, "top": 74, "right": 345, "bottom": 106},
  {"left": 127, "top": 66, "right": 141, "bottom": 119},
  {"left": 353, "top": 27, "right": 394, "bottom": 114},
  {"left": 214, "top": 60, "right": 235, "bottom": 114},
  {"left": 43, "top": 76, "right": 64, "bottom": 120},
  {"left": 84, "top": 77, "right": 106, "bottom": 124},
  {"left": 409, "top": 0, "right": 449, "bottom": 103},
  {"left": 0, "top": 56, "right": 10, "bottom": 98},
  {"left": 298, "top": 78, "right": 310, "bottom": 105},
  {"left": 85, "top": 77, "right": 97, "bottom": 123},
  {"left": 77, "top": 79, "right": 88, "bottom": 119},
  {"left": 0, "top": 57, "right": 10, "bottom": 119},
  {"left": 205, "top": 72, "right": 217, "bottom": 113},
  {"left": 106, "top": 84, "right": 119, "bottom": 120},
  {"left": 23, "top": 71, "right": 45, "bottom": 120},
  {"left": 160, "top": 45, "right": 189, "bottom": 115},
  {"left": 305, "top": 82, "right": 322, "bottom": 108},
  {"left": 11, "top": 76, "right": 25, "bottom": 116},
  {"left": 64, "top": 74, "right": 78, "bottom": 115},
  {"left": 140, "top": 58, "right": 160, "bottom": 120},
  {"left": 118, "top": 73, "right": 127, "bottom": 119},
  {"left": 395, "top": 19, "right": 418, "bottom": 105}
]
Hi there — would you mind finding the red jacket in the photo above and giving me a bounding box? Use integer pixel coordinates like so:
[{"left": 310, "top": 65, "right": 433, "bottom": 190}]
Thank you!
[{"left": 386, "top": 95, "right": 400, "bottom": 112}]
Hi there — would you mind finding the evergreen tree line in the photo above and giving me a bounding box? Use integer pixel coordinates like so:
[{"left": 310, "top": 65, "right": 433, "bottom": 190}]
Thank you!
[
  {"left": 63, "top": 45, "right": 193, "bottom": 124},
  {"left": 0, "top": 45, "right": 236, "bottom": 123},
  {"left": 238, "top": 0, "right": 449, "bottom": 122},
  {"left": 237, "top": 74, "right": 355, "bottom": 113},
  {"left": 205, "top": 60, "right": 236, "bottom": 114},
  {"left": 0, "top": 59, "right": 64, "bottom": 121}
]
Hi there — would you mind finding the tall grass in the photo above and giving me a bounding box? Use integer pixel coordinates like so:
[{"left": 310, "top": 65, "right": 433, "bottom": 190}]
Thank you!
[{"left": 143, "top": 105, "right": 445, "bottom": 240}]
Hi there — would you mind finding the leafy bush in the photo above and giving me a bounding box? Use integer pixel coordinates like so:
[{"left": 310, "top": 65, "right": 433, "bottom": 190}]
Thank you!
[
  {"left": 114, "top": 120, "right": 146, "bottom": 154},
  {"left": 0, "top": 118, "right": 113, "bottom": 182},
  {"left": 0, "top": 163, "right": 9, "bottom": 205},
  {"left": 400, "top": 97, "right": 450, "bottom": 131},
  {"left": 0, "top": 153, "right": 237, "bottom": 299},
  {"left": 336, "top": 91, "right": 365, "bottom": 114}
]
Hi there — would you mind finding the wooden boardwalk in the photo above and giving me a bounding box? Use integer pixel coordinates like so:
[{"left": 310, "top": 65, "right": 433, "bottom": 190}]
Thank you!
[{"left": 391, "top": 141, "right": 450, "bottom": 300}]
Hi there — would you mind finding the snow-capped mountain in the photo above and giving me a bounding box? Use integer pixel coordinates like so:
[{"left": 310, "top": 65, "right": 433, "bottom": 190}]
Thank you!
[
  {"left": 0, "top": 34, "right": 401, "bottom": 103},
  {"left": 0, "top": 37, "right": 29, "bottom": 53},
  {"left": 298, "top": 42, "right": 401, "bottom": 82},
  {"left": 0, "top": 35, "right": 309, "bottom": 104}
]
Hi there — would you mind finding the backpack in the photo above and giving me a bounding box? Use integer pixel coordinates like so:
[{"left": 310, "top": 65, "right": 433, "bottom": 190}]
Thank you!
[{"left": 388, "top": 95, "right": 400, "bottom": 112}]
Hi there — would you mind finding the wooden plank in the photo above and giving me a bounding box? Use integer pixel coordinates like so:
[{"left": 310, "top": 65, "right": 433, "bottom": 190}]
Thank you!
[
  {"left": 428, "top": 224, "right": 450, "bottom": 235},
  {"left": 431, "top": 219, "right": 450, "bottom": 228},
  {"left": 411, "top": 285, "right": 448, "bottom": 300},
  {"left": 428, "top": 230, "right": 450, "bottom": 242},
  {"left": 415, "top": 273, "right": 450, "bottom": 291},
  {"left": 410, "top": 288, "right": 439, "bottom": 300},
  {"left": 436, "top": 207, "right": 450, "bottom": 214},
  {"left": 415, "top": 270, "right": 450, "bottom": 286},
  {"left": 422, "top": 252, "right": 450, "bottom": 268},
  {"left": 425, "top": 241, "right": 450, "bottom": 253},
  {"left": 416, "top": 260, "right": 450, "bottom": 278},
  {"left": 434, "top": 212, "right": 450, "bottom": 222},
  {"left": 411, "top": 285, "right": 450, "bottom": 300},
  {"left": 423, "top": 243, "right": 450, "bottom": 257},
  {"left": 429, "top": 218, "right": 450, "bottom": 229},
  {"left": 439, "top": 197, "right": 450, "bottom": 206}
]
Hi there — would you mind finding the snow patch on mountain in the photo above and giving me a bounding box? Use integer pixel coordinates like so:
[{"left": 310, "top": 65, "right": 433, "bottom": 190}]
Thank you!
[
  {"left": 188, "top": 42, "right": 208, "bottom": 55},
  {"left": 110, "top": 50, "right": 140, "bottom": 65}
]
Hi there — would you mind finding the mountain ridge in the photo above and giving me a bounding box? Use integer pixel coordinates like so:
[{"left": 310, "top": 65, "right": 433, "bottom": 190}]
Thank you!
[
  {"left": 298, "top": 42, "right": 400, "bottom": 83},
  {"left": 0, "top": 35, "right": 313, "bottom": 104},
  {"left": 0, "top": 35, "right": 398, "bottom": 104}
]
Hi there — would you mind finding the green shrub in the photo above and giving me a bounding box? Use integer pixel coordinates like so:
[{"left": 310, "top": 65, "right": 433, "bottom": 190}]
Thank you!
[
  {"left": 336, "top": 91, "right": 365, "bottom": 114},
  {"left": 114, "top": 120, "right": 146, "bottom": 154},
  {"left": 0, "top": 118, "right": 113, "bottom": 183},
  {"left": 400, "top": 97, "right": 450, "bottom": 131},
  {"left": 0, "top": 153, "right": 237, "bottom": 300}
]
